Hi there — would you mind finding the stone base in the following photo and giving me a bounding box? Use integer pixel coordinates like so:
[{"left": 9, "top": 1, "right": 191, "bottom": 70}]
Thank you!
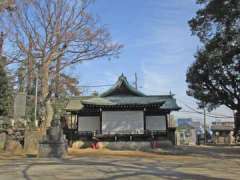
[
  {"left": 102, "top": 140, "right": 173, "bottom": 151},
  {"left": 0, "top": 132, "right": 7, "bottom": 150},
  {"left": 151, "top": 140, "right": 173, "bottom": 148},
  {"left": 38, "top": 142, "right": 67, "bottom": 158},
  {"left": 38, "top": 120, "right": 68, "bottom": 158},
  {"left": 103, "top": 141, "right": 151, "bottom": 151},
  {"left": 24, "top": 129, "right": 41, "bottom": 155},
  {"left": 5, "top": 139, "right": 23, "bottom": 155}
]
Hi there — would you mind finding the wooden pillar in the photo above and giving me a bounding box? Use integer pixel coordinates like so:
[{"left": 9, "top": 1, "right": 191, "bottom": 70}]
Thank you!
[
  {"left": 76, "top": 113, "right": 79, "bottom": 130},
  {"left": 143, "top": 108, "right": 146, "bottom": 132},
  {"left": 70, "top": 113, "right": 73, "bottom": 146},
  {"left": 70, "top": 113, "right": 73, "bottom": 129},
  {"left": 165, "top": 114, "right": 168, "bottom": 136},
  {"left": 165, "top": 113, "right": 169, "bottom": 129},
  {"left": 100, "top": 108, "right": 102, "bottom": 134}
]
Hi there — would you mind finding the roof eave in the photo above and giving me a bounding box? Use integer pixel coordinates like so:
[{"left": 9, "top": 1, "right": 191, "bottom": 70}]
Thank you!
[{"left": 100, "top": 75, "right": 145, "bottom": 97}]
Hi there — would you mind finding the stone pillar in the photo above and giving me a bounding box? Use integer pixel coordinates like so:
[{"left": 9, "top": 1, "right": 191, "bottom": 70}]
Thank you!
[
  {"left": 24, "top": 128, "right": 41, "bottom": 155},
  {"left": 38, "top": 116, "right": 67, "bottom": 158}
]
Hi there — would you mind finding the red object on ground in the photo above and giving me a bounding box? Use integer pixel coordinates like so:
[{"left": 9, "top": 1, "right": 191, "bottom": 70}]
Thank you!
[
  {"left": 151, "top": 141, "right": 161, "bottom": 148},
  {"left": 95, "top": 142, "right": 104, "bottom": 149},
  {"left": 91, "top": 143, "right": 96, "bottom": 149}
]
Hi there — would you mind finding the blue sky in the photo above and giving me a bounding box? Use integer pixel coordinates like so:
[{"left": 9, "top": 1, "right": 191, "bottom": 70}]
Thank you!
[{"left": 69, "top": 0, "right": 234, "bottom": 123}]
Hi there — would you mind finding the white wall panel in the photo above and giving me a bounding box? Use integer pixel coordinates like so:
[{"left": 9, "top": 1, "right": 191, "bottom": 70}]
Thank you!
[
  {"left": 78, "top": 116, "right": 100, "bottom": 131},
  {"left": 146, "top": 116, "right": 166, "bottom": 131},
  {"left": 102, "top": 111, "right": 144, "bottom": 134}
]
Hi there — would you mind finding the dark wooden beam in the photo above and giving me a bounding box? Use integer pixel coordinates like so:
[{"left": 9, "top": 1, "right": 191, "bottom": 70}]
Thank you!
[
  {"left": 77, "top": 111, "right": 100, "bottom": 116},
  {"left": 143, "top": 108, "right": 146, "bottom": 131},
  {"left": 165, "top": 114, "right": 168, "bottom": 130},
  {"left": 100, "top": 108, "right": 102, "bottom": 134},
  {"left": 70, "top": 113, "right": 73, "bottom": 129},
  {"left": 76, "top": 114, "right": 79, "bottom": 130}
]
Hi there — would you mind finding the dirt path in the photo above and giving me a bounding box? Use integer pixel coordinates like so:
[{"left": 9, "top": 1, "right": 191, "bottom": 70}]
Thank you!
[{"left": 0, "top": 146, "right": 240, "bottom": 180}]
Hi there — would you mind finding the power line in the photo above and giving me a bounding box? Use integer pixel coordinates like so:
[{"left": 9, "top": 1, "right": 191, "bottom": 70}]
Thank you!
[
  {"left": 179, "top": 110, "right": 234, "bottom": 119},
  {"left": 177, "top": 99, "right": 234, "bottom": 119}
]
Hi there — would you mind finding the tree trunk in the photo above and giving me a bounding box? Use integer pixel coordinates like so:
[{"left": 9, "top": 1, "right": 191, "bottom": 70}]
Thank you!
[
  {"left": 27, "top": 40, "right": 34, "bottom": 94},
  {"left": 0, "top": 32, "right": 3, "bottom": 56},
  {"left": 41, "top": 61, "right": 53, "bottom": 128},
  {"left": 27, "top": 54, "right": 33, "bottom": 94},
  {"left": 55, "top": 56, "right": 61, "bottom": 98},
  {"left": 234, "top": 110, "right": 240, "bottom": 138}
]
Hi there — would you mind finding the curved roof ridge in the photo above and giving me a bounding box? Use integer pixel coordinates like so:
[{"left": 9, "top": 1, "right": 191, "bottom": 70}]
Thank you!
[{"left": 100, "top": 74, "right": 145, "bottom": 97}]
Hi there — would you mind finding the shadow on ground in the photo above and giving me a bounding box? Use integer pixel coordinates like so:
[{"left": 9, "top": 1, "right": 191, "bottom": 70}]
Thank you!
[
  {"left": 20, "top": 156, "right": 232, "bottom": 180},
  {"left": 1, "top": 146, "right": 240, "bottom": 180},
  {"left": 159, "top": 145, "right": 240, "bottom": 159}
]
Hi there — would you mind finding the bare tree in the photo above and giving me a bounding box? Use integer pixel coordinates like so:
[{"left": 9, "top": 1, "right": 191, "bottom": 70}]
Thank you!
[
  {"left": 0, "top": 0, "right": 15, "bottom": 12},
  {"left": 0, "top": 0, "right": 15, "bottom": 56},
  {"left": 0, "top": 0, "right": 122, "bottom": 127}
]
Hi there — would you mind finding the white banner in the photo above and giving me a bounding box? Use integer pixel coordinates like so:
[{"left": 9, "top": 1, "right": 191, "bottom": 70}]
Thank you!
[{"left": 102, "top": 111, "right": 144, "bottom": 134}]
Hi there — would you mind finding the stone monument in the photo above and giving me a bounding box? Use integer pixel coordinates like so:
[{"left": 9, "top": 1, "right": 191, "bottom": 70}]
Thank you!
[
  {"left": 38, "top": 115, "right": 67, "bottom": 158},
  {"left": 24, "top": 128, "right": 41, "bottom": 156}
]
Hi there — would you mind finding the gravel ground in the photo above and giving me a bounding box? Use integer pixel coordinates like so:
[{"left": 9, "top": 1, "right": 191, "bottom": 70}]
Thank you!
[{"left": 0, "top": 146, "right": 240, "bottom": 180}]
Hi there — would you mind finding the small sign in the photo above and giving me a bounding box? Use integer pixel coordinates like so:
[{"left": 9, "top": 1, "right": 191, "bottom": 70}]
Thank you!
[{"left": 14, "top": 93, "right": 26, "bottom": 118}]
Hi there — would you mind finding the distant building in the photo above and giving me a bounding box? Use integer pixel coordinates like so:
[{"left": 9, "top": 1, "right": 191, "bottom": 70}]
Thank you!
[
  {"left": 177, "top": 124, "right": 197, "bottom": 145},
  {"left": 177, "top": 118, "right": 195, "bottom": 145},
  {"left": 176, "top": 118, "right": 206, "bottom": 145},
  {"left": 191, "top": 121, "right": 201, "bottom": 129},
  {"left": 211, "top": 121, "right": 235, "bottom": 144},
  {"left": 177, "top": 118, "right": 193, "bottom": 126},
  {"left": 191, "top": 121, "right": 204, "bottom": 135}
]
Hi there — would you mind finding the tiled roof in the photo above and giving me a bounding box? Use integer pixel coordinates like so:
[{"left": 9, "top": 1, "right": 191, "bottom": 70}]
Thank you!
[
  {"left": 65, "top": 75, "right": 181, "bottom": 111},
  {"left": 211, "top": 125, "right": 234, "bottom": 131},
  {"left": 100, "top": 74, "right": 145, "bottom": 97},
  {"left": 82, "top": 96, "right": 165, "bottom": 105},
  {"left": 211, "top": 122, "right": 234, "bottom": 131},
  {"left": 65, "top": 95, "right": 180, "bottom": 111}
]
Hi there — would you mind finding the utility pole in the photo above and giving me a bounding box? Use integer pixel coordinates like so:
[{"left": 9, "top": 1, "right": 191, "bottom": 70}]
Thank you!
[
  {"left": 134, "top": 72, "right": 138, "bottom": 90},
  {"left": 34, "top": 69, "right": 38, "bottom": 127},
  {"left": 203, "top": 106, "right": 207, "bottom": 144}
]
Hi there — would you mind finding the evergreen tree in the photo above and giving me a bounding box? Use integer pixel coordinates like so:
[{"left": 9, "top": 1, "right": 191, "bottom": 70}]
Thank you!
[
  {"left": 0, "top": 59, "right": 12, "bottom": 116},
  {"left": 187, "top": 0, "right": 240, "bottom": 135}
]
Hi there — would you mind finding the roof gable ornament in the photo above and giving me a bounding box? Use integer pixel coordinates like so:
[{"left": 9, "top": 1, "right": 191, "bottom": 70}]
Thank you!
[{"left": 101, "top": 74, "right": 145, "bottom": 97}]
